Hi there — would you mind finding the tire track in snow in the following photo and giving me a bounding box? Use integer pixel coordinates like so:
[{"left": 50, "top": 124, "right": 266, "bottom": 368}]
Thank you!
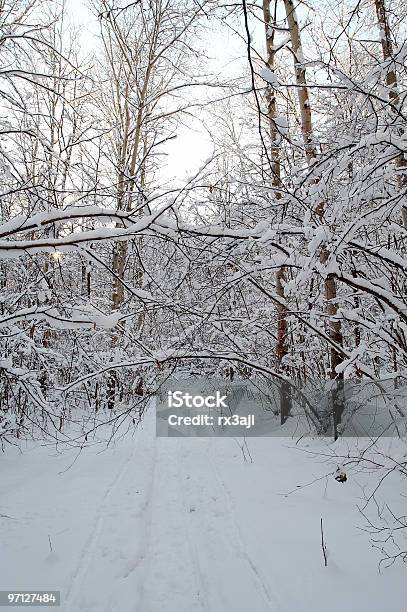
[
  {"left": 179, "top": 439, "right": 284, "bottom": 612},
  {"left": 207, "top": 440, "right": 286, "bottom": 612},
  {"left": 136, "top": 440, "right": 207, "bottom": 612},
  {"left": 176, "top": 447, "right": 211, "bottom": 612},
  {"left": 121, "top": 438, "right": 157, "bottom": 582},
  {"left": 63, "top": 443, "right": 138, "bottom": 612},
  {"left": 62, "top": 410, "right": 159, "bottom": 612}
]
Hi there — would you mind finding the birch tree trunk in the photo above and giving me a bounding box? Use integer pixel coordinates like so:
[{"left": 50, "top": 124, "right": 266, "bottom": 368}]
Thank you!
[
  {"left": 373, "top": 0, "right": 407, "bottom": 229},
  {"left": 263, "top": 0, "right": 291, "bottom": 423},
  {"left": 263, "top": 0, "right": 281, "bottom": 187},
  {"left": 283, "top": 0, "right": 344, "bottom": 435},
  {"left": 282, "top": 0, "right": 316, "bottom": 164}
]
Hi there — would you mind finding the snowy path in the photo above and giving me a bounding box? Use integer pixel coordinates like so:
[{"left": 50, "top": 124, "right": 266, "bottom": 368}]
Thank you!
[{"left": 1, "top": 408, "right": 406, "bottom": 611}]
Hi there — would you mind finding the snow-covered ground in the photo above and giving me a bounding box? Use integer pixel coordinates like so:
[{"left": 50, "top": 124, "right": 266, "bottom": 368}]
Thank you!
[{"left": 1, "top": 407, "right": 406, "bottom": 612}]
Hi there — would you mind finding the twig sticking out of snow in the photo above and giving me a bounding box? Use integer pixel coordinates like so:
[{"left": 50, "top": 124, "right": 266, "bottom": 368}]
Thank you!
[{"left": 320, "top": 518, "right": 328, "bottom": 567}]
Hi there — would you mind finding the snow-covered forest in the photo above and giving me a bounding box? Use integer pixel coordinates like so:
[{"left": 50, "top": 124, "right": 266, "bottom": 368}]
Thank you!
[{"left": 0, "top": 0, "right": 406, "bottom": 610}]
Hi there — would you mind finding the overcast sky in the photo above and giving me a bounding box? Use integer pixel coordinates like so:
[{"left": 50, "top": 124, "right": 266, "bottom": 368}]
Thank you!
[{"left": 65, "top": 0, "right": 249, "bottom": 187}]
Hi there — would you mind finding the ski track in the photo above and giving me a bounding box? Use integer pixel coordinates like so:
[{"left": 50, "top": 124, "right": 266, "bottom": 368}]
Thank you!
[
  {"left": 177, "top": 459, "right": 211, "bottom": 612},
  {"left": 178, "top": 439, "right": 281, "bottom": 612},
  {"left": 63, "top": 417, "right": 158, "bottom": 612},
  {"left": 135, "top": 441, "right": 207, "bottom": 612},
  {"left": 207, "top": 442, "right": 285, "bottom": 612},
  {"left": 63, "top": 444, "right": 137, "bottom": 611}
]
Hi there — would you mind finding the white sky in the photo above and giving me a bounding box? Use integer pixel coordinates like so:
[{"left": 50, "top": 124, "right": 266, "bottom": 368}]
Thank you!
[{"left": 65, "top": 0, "right": 250, "bottom": 186}]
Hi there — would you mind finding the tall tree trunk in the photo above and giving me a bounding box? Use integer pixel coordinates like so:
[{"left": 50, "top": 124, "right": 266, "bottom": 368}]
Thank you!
[
  {"left": 108, "top": 80, "right": 149, "bottom": 407},
  {"left": 263, "top": 0, "right": 291, "bottom": 423},
  {"left": 263, "top": 0, "right": 281, "bottom": 187},
  {"left": 282, "top": 0, "right": 317, "bottom": 164},
  {"left": 283, "top": 0, "right": 344, "bottom": 435},
  {"left": 373, "top": 0, "right": 407, "bottom": 229}
]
